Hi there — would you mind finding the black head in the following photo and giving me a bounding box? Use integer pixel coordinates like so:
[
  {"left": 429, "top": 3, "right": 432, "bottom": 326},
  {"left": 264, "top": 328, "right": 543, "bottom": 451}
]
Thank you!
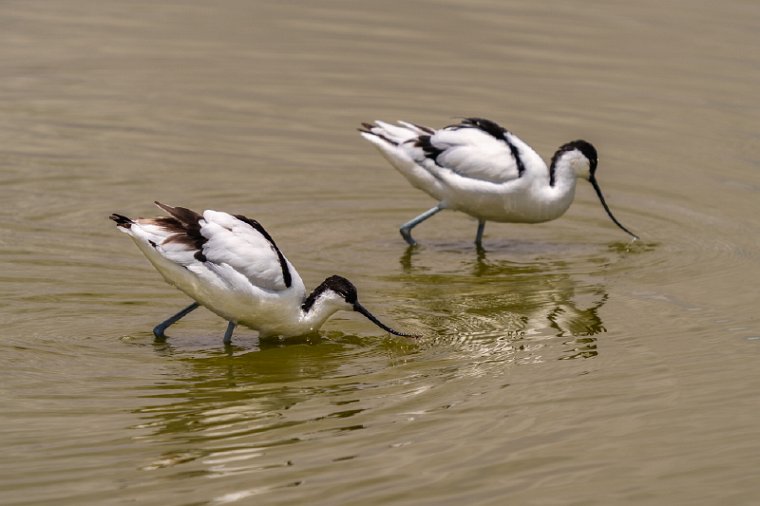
[
  {"left": 322, "top": 275, "right": 359, "bottom": 304},
  {"left": 302, "top": 275, "right": 356, "bottom": 312},
  {"left": 553, "top": 140, "right": 598, "bottom": 175},
  {"left": 555, "top": 140, "right": 638, "bottom": 240}
]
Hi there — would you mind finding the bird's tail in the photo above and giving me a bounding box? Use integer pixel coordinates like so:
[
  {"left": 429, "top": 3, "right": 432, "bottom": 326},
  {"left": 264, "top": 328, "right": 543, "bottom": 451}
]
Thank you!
[
  {"left": 109, "top": 213, "right": 134, "bottom": 229},
  {"left": 358, "top": 120, "right": 432, "bottom": 146}
]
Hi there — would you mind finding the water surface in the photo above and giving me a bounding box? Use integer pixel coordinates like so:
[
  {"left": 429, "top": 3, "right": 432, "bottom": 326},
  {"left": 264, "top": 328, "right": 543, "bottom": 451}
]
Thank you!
[{"left": 2, "top": 1, "right": 760, "bottom": 504}]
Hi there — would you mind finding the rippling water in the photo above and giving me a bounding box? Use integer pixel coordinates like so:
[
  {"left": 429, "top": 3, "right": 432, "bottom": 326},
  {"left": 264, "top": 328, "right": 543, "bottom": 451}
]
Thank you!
[{"left": 2, "top": 0, "right": 760, "bottom": 504}]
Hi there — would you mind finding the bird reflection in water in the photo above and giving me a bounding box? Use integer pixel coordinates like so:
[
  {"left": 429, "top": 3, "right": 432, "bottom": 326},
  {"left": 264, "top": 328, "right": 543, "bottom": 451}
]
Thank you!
[
  {"left": 132, "top": 330, "right": 416, "bottom": 475},
  {"left": 398, "top": 243, "right": 609, "bottom": 362}
]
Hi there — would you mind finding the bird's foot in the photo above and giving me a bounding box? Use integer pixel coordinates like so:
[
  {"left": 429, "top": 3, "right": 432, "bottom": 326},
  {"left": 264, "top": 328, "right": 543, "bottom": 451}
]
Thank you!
[
  {"left": 400, "top": 228, "right": 417, "bottom": 246},
  {"left": 152, "top": 325, "right": 168, "bottom": 341}
]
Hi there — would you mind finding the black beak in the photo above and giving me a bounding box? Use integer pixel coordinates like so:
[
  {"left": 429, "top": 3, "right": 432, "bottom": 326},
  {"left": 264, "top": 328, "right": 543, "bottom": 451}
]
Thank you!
[
  {"left": 589, "top": 175, "right": 639, "bottom": 240},
  {"left": 353, "top": 303, "right": 418, "bottom": 338}
]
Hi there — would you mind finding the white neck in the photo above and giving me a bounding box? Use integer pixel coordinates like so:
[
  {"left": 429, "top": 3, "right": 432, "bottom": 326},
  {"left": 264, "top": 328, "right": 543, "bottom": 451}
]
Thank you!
[
  {"left": 550, "top": 152, "right": 584, "bottom": 192},
  {"left": 298, "top": 298, "right": 345, "bottom": 333},
  {"left": 530, "top": 152, "right": 582, "bottom": 218}
]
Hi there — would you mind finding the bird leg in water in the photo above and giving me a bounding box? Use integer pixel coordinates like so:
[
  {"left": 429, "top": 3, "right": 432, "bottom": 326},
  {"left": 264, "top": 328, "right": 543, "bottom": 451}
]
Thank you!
[
  {"left": 153, "top": 302, "right": 200, "bottom": 339},
  {"left": 475, "top": 219, "right": 486, "bottom": 246},
  {"left": 399, "top": 204, "right": 444, "bottom": 246},
  {"left": 223, "top": 321, "right": 236, "bottom": 345}
]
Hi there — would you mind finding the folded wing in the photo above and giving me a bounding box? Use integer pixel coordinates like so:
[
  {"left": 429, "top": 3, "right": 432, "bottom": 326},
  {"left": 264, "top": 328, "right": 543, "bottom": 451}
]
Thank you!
[
  {"left": 198, "top": 209, "right": 295, "bottom": 292},
  {"left": 362, "top": 118, "right": 535, "bottom": 184},
  {"left": 116, "top": 202, "right": 298, "bottom": 295}
]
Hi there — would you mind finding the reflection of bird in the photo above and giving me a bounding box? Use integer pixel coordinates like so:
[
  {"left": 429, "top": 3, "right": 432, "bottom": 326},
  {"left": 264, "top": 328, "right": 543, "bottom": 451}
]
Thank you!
[
  {"left": 360, "top": 117, "right": 638, "bottom": 247},
  {"left": 395, "top": 247, "right": 610, "bottom": 362},
  {"left": 110, "top": 202, "right": 413, "bottom": 345}
]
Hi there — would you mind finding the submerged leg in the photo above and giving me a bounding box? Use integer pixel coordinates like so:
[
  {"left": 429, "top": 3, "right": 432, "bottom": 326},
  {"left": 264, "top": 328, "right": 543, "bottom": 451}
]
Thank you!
[
  {"left": 153, "top": 302, "right": 200, "bottom": 339},
  {"left": 400, "top": 204, "right": 444, "bottom": 246},
  {"left": 475, "top": 219, "right": 486, "bottom": 247},
  {"left": 223, "top": 321, "right": 236, "bottom": 346}
]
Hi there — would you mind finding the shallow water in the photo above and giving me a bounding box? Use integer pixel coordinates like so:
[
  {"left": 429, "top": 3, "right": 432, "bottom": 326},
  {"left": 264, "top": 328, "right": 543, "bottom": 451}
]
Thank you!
[{"left": 2, "top": 1, "right": 760, "bottom": 504}]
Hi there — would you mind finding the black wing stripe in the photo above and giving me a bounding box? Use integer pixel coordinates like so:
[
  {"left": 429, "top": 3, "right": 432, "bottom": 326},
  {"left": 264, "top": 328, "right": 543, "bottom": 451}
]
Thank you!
[
  {"left": 460, "top": 117, "right": 527, "bottom": 177},
  {"left": 234, "top": 214, "right": 293, "bottom": 289}
]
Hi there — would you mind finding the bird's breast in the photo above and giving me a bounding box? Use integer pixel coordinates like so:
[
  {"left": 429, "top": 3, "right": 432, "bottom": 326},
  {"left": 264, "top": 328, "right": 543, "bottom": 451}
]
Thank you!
[{"left": 444, "top": 177, "right": 576, "bottom": 223}]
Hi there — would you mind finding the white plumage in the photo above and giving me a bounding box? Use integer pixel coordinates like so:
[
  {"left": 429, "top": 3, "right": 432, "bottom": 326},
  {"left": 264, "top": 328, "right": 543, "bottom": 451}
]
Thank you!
[
  {"left": 360, "top": 117, "right": 638, "bottom": 246},
  {"left": 111, "top": 202, "right": 413, "bottom": 344}
]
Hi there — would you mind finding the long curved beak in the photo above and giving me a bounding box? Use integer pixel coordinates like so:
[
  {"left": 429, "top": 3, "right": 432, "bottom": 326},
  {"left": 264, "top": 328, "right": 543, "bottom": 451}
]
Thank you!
[
  {"left": 589, "top": 176, "right": 639, "bottom": 240},
  {"left": 353, "top": 303, "right": 418, "bottom": 338}
]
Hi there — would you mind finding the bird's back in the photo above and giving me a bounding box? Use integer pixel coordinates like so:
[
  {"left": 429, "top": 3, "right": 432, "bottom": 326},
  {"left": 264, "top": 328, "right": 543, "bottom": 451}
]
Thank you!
[
  {"left": 112, "top": 203, "right": 306, "bottom": 328},
  {"left": 362, "top": 118, "right": 546, "bottom": 184}
]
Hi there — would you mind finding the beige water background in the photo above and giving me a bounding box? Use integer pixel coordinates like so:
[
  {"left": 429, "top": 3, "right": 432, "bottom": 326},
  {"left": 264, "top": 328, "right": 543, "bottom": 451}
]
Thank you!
[{"left": 2, "top": 1, "right": 760, "bottom": 504}]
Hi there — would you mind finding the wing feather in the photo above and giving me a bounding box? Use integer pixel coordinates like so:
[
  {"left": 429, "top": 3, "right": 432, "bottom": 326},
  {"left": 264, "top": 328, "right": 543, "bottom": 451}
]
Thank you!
[
  {"left": 362, "top": 118, "right": 540, "bottom": 185},
  {"left": 199, "top": 210, "right": 294, "bottom": 292},
  {"left": 429, "top": 126, "right": 520, "bottom": 183},
  {"left": 112, "top": 205, "right": 298, "bottom": 295}
]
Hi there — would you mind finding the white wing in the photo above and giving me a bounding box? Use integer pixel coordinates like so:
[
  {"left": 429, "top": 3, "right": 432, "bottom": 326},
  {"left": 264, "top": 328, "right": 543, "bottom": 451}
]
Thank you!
[
  {"left": 114, "top": 214, "right": 200, "bottom": 268},
  {"left": 427, "top": 126, "right": 521, "bottom": 183},
  {"left": 113, "top": 204, "right": 300, "bottom": 295},
  {"left": 363, "top": 118, "right": 539, "bottom": 184},
  {"left": 199, "top": 210, "right": 296, "bottom": 293}
]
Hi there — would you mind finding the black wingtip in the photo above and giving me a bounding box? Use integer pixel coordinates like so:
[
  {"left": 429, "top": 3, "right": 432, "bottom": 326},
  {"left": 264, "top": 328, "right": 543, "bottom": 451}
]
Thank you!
[
  {"left": 358, "top": 124, "right": 397, "bottom": 146},
  {"left": 154, "top": 201, "right": 172, "bottom": 214},
  {"left": 358, "top": 122, "right": 375, "bottom": 135},
  {"left": 109, "top": 213, "right": 133, "bottom": 228},
  {"left": 154, "top": 202, "right": 203, "bottom": 226},
  {"left": 411, "top": 122, "right": 435, "bottom": 134}
]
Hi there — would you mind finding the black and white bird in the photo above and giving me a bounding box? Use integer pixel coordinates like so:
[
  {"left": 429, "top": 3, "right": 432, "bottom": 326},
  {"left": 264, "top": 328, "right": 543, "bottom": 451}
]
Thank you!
[
  {"left": 359, "top": 117, "right": 638, "bottom": 247},
  {"left": 110, "top": 202, "right": 414, "bottom": 345}
]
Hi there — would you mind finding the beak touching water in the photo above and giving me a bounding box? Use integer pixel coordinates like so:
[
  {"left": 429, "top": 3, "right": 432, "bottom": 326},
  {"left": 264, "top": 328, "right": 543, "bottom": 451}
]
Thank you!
[
  {"left": 588, "top": 175, "right": 639, "bottom": 240},
  {"left": 353, "top": 303, "right": 418, "bottom": 338}
]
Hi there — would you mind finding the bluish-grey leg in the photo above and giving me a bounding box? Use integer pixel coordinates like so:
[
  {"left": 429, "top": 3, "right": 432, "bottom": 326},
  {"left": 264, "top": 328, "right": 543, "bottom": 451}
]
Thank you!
[
  {"left": 400, "top": 204, "right": 444, "bottom": 246},
  {"left": 475, "top": 219, "right": 486, "bottom": 247},
  {"left": 223, "top": 321, "right": 236, "bottom": 346},
  {"left": 153, "top": 302, "right": 200, "bottom": 339}
]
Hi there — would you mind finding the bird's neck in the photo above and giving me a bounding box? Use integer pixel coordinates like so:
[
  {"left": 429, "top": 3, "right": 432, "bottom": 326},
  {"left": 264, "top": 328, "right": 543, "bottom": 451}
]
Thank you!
[
  {"left": 531, "top": 154, "right": 579, "bottom": 216},
  {"left": 298, "top": 283, "right": 346, "bottom": 333},
  {"left": 548, "top": 151, "right": 583, "bottom": 190},
  {"left": 299, "top": 300, "right": 342, "bottom": 332}
]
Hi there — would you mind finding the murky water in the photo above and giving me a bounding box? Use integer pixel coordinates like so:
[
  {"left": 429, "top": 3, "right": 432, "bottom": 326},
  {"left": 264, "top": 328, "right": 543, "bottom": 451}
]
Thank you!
[{"left": 2, "top": 0, "right": 759, "bottom": 504}]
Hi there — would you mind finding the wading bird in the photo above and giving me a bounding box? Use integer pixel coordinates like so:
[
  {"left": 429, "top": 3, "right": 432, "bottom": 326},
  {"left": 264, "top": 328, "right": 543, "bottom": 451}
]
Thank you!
[
  {"left": 110, "top": 202, "right": 414, "bottom": 344},
  {"left": 359, "top": 117, "right": 638, "bottom": 247}
]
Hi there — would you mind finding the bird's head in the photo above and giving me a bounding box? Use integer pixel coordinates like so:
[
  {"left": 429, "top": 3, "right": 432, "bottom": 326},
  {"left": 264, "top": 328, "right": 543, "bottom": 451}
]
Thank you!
[
  {"left": 553, "top": 140, "right": 598, "bottom": 181},
  {"left": 552, "top": 140, "right": 638, "bottom": 240},
  {"left": 303, "top": 275, "right": 417, "bottom": 337}
]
